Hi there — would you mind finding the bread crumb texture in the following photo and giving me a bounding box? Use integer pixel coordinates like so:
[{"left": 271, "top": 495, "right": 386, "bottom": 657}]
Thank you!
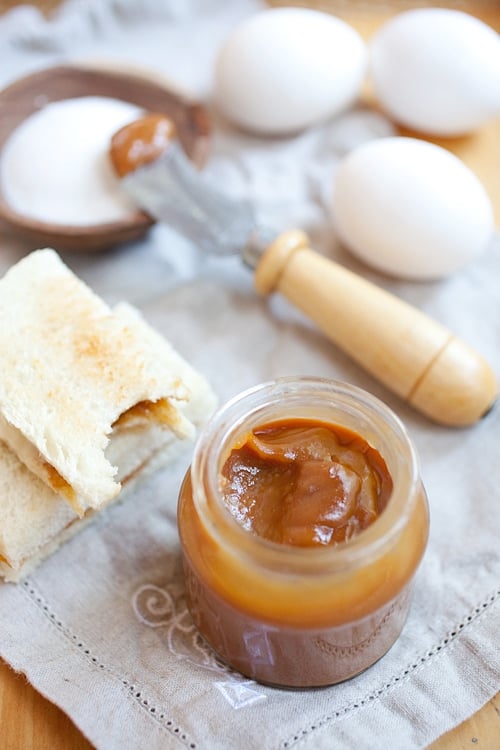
[
  {"left": 0, "top": 437, "right": 77, "bottom": 576},
  {"left": 0, "top": 249, "right": 196, "bottom": 513}
]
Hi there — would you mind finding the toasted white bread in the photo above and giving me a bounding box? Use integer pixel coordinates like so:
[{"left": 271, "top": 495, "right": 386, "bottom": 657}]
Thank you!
[
  {"left": 0, "top": 298, "right": 216, "bottom": 582},
  {"left": 0, "top": 249, "right": 212, "bottom": 516}
]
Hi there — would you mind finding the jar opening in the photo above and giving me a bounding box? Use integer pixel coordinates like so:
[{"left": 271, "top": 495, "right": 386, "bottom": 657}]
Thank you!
[{"left": 191, "top": 377, "right": 421, "bottom": 575}]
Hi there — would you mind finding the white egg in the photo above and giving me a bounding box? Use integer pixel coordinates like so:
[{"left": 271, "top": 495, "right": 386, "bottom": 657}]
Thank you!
[
  {"left": 369, "top": 9, "right": 500, "bottom": 136},
  {"left": 332, "top": 137, "right": 494, "bottom": 280},
  {"left": 213, "top": 8, "right": 366, "bottom": 135}
]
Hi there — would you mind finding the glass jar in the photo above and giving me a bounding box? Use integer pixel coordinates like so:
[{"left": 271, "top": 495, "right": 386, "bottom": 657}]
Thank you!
[{"left": 177, "top": 377, "right": 429, "bottom": 687}]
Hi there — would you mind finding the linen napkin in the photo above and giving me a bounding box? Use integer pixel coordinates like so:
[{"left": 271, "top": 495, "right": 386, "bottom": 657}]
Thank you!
[{"left": 0, "top": 1, "right": 499, "bottom": 749}]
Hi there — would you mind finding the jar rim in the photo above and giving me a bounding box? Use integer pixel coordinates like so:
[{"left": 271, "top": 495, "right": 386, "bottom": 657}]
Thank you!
[{"left": 190, "top": 376, "right": 422, "bottom": 575}]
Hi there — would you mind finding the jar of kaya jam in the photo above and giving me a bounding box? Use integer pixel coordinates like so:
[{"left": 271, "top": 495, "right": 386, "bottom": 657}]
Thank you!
[{"left": 177, "top": 377, "right": 429, "bottom": 687}]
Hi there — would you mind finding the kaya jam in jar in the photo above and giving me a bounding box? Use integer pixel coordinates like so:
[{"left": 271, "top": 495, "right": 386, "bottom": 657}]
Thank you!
[{"left": 177, "top": 378, "right": 429, "bottom": 687}]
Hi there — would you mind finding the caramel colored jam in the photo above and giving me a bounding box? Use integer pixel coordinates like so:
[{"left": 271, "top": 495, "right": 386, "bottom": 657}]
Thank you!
[
  {"left": 113, "top": 397, "right": 179, "bottom": 428},
  {"left": 178, "top": 416, "right": 429, "bottom": 687},
  {"left": 220, "top": 419, "right": 393, "bottom": 548},
  {"left": 43, "top": 462, "right": 75, "bottom": 503},
  {"left": 110, "top": 114, "right": 177, "bottom": 178}
]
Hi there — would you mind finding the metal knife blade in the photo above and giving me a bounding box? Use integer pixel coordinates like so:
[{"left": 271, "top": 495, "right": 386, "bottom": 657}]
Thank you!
[{"left": 121, "top": 140, "right": 272, "bottom": 264}]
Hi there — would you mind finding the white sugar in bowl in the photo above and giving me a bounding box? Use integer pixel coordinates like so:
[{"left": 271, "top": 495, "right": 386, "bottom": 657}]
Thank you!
[
  {"left": 369, "top": 8, "right": 500, "bottom": 136},
  {"left": 214, "top": 7, "right": 367, "bottom": 135},
  {"left": 332, "top": 137, "right": 494, "bottom": 280}
]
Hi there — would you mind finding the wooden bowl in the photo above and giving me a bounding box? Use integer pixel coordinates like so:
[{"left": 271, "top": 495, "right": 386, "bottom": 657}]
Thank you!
[{"left": 0, "top": 65, "right": 211, "bottom": 251}]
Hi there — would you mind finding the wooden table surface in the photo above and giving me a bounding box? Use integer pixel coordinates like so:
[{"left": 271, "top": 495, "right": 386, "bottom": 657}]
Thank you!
[
  {"left": 0, "top": 658, "right": 499, "bottom": 750},
  {"left": 0, "top": 1, "right": 499, "bottom": 748}
]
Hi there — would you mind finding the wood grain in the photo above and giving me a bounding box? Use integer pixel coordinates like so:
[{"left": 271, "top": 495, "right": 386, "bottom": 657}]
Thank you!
[
  {"left": 0, "top": 658, "right": 92, "bottom": 750},
  {"left": 0, "top": 0, "right": 61, "bottom": 14},
  {"left": 1, "top": 655, "right": 499, "bottom": 750},
  {"left": 0, "top": 1, "right": 498, "bottom": 749},
  {"left": 254, "top": 230, "right": 498, "bottom": 426}
]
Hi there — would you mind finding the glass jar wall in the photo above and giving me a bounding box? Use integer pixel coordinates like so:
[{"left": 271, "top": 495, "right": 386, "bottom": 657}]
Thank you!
[{"left": 178, "top": 377, "right": 429, "bottom": 687}]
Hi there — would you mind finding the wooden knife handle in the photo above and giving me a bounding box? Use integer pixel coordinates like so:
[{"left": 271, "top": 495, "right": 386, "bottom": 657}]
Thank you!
[{"left": 254, "top": 229, "right": 497, "bottom": 426}]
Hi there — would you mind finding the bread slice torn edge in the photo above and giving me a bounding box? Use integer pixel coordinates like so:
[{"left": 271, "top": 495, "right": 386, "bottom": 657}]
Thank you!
[
  {"left": 0, "top": 362, "right": 216, "bottom": 586},
  {"left": 0, "top": 248, "right": 201, "bottom": 516},
  {"left": 0, "top": 395, "right": 194, "bottom": 517}
]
